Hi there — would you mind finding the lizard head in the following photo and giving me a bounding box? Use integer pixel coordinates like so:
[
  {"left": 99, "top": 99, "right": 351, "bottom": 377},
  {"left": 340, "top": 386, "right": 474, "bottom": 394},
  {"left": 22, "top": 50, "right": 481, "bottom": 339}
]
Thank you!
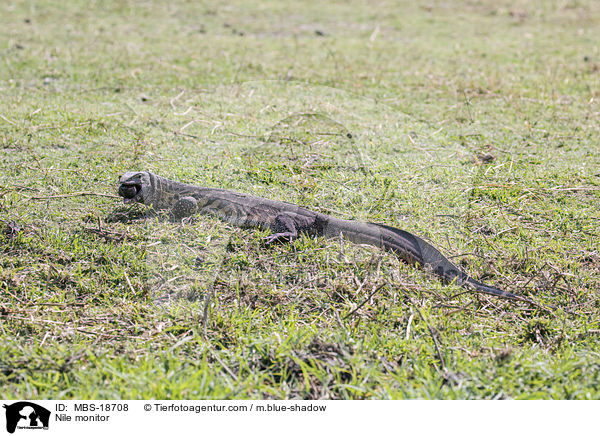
[{"left": 118, "top": 171, "right": 152, "bottom": 204}]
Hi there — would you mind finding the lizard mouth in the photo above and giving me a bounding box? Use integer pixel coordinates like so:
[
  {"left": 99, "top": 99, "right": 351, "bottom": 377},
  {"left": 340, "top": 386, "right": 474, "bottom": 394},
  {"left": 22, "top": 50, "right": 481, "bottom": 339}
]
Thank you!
[{"left": 118, "top": 181, "right": 142, "bottom": 204}]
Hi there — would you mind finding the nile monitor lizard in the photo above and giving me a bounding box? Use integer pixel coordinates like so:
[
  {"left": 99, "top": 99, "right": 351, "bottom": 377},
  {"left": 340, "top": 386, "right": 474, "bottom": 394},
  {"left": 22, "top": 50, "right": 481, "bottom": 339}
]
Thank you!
[{"left": 118, "top": 171, "right": 523, "bottom": 301}]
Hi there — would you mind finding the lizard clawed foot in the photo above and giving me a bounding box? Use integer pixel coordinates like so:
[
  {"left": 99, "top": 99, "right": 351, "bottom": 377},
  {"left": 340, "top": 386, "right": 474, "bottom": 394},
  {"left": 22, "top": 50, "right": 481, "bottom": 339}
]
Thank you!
[{"left": 263, "top": 232, "right": 296, "bottom": 245}]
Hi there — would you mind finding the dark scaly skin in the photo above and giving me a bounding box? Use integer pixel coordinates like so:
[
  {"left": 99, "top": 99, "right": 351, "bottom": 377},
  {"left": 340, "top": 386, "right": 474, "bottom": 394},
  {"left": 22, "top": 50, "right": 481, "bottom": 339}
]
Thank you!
[{"left": 118, "top": 171, "right": 525, "bottom": 301}]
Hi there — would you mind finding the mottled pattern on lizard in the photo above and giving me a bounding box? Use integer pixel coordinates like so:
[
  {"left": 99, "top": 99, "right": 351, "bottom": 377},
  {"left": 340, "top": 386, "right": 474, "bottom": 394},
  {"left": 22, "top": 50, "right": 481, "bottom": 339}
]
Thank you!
[{"left": 119, "top": 171, "right": 524, "bottom": 301}]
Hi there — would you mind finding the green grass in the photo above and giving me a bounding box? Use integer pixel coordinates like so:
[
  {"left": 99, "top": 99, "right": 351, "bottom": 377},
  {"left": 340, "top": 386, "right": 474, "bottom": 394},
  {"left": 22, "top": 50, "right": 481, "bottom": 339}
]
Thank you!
[{"left": 1, "top": 0, "right": 599, "bottom": 399}]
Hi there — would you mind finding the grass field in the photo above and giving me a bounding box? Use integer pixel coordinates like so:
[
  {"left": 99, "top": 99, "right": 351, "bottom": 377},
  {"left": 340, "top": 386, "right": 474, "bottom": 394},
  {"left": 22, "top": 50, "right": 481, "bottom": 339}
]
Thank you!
[{"left": 1, "top": 0, "right": 599, "bottom": 399}]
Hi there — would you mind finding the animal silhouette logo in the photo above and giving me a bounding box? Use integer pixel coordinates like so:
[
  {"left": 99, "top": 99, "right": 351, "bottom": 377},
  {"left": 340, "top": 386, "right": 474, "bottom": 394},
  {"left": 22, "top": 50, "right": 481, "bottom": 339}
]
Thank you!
[{"left": 2, "top": 402, "right": 50, "bottom": 434}]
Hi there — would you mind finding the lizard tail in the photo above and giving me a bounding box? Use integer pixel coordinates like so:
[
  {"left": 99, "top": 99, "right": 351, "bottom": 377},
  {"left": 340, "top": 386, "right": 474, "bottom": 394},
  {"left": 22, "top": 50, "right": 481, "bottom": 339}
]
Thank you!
[
  {"left": 369, "top": 222, "right": 521, "bottom": 300},
  {"left": 327, "top": 218, "right": 520, "bottom": 300}
]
